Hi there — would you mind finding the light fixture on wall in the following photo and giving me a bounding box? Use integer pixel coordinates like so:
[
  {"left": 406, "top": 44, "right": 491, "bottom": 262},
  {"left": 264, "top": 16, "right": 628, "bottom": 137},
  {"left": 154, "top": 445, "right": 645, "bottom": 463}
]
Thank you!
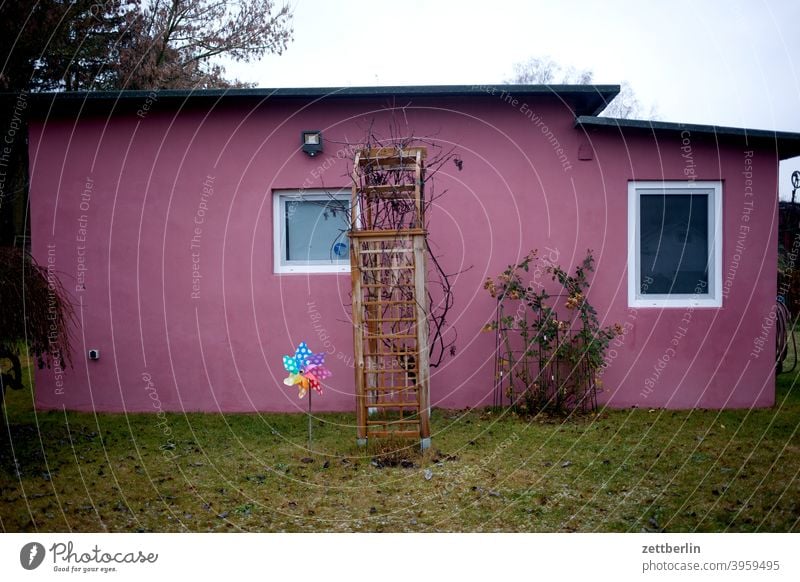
[{"left": 301, "top": 130, "right": 322, "bottom": 157}]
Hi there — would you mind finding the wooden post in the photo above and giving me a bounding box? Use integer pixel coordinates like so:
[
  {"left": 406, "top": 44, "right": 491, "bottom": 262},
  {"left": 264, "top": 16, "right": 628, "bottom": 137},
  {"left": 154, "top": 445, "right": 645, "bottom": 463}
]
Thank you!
[
  {"left": 351, "top": 154, "right": 367, "bottom": 446},
  {"left": 413, "top": 233, "right": 431, "bottom": 448}
]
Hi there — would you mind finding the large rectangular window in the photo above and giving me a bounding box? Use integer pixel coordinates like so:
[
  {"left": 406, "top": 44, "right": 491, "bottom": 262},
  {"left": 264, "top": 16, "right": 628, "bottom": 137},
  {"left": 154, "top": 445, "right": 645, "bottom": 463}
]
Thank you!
[
  {"left": 273, "top": 190, "right": 351, "bottom": 274},
  {"left": 628, "top": 181, "right": 722, "bottom": 307}
]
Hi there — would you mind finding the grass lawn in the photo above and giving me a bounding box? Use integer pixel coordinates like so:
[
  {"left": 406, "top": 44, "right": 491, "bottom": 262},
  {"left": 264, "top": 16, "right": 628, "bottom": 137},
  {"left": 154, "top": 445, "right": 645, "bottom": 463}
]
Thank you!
[{"left": 2, "top": 355, "right": 799, "bottom": 533}]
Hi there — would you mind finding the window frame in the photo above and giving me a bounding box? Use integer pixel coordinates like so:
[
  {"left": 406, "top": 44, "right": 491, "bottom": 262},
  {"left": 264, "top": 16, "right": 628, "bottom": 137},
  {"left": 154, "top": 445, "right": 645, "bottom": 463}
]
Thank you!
[
  {"left": 627, "top": 180, "right": 723, "bottom": 308},
  {"left": 273, "top": 189, "right": 352, "bottom": 274}
]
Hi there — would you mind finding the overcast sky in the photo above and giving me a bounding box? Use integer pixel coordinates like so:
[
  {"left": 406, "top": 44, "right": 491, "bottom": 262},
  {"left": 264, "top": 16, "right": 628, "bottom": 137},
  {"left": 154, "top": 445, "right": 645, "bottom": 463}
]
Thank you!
[{"left": 227, "top": 0, "right": 800, "bottom": 199}]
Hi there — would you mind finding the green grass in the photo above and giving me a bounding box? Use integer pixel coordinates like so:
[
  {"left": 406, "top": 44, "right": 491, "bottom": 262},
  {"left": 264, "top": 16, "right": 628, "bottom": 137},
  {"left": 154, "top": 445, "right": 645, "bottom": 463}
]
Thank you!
[{"left": 1, "top": 353, "right": 799, "bottom": 532}]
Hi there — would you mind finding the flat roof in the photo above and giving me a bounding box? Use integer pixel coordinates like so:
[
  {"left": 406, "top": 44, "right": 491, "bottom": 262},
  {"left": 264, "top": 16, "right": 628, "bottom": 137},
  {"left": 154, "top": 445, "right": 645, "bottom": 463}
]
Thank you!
[
  {"left": 12, "top": 85, "right": 800, "bottom": 157},
  {"left": 17, "top": 84, "right": 620, "bottom": 118},
  {"left": 576, "top": 115, "right": 800, "bottom": 160}
]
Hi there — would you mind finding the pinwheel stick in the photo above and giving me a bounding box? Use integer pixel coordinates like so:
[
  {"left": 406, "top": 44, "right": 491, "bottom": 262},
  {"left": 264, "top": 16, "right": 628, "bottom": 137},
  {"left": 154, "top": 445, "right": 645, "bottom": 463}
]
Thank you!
[{"left": 307, "top": 389, "right": 312, "bottom": 450}]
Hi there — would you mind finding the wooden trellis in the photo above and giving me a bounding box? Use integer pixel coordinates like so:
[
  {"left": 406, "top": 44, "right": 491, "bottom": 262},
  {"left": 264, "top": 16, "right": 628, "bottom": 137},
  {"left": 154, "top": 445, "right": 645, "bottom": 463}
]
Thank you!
[{"left": 349, "top": 147, "right": 431, "bottom": 449}]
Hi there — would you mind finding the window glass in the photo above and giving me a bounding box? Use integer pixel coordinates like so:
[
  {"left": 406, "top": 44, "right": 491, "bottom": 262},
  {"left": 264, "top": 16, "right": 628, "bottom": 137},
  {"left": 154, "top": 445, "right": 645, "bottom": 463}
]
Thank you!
[
  {"left": 285, "top": 199, "right": 349, "bottom": 262},
  {"left": 640, "top": 193, "right": 708, "bottom": 294}
]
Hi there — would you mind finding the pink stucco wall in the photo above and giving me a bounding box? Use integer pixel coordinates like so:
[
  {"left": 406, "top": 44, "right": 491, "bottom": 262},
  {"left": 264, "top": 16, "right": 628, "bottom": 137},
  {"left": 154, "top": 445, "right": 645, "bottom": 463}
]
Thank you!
[{"left": 28, "top": 92, "right": 777, "bottom": 413}]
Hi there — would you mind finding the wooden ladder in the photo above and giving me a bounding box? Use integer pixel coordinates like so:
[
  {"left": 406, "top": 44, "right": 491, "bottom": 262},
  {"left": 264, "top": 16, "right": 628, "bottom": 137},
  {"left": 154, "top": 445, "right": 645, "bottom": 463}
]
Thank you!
[{"left": 349, "top": 147, "right": 431, "bottom": 450}]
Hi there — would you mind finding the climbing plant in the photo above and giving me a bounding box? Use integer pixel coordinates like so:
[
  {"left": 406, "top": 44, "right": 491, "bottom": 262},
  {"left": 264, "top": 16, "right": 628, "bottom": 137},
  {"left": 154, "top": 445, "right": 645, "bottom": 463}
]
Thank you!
[{"left": 319, "top": 123, "right": 464, "bottom": 369}]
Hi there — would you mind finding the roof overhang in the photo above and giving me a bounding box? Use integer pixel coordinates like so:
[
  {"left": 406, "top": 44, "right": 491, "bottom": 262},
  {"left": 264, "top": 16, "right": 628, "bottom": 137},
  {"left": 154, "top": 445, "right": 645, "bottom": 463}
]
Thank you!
[
  {"left": 576, "top": 115, "right": 800, "bottom": 160},
  {"left": 13, "top": 84, "right": 621, "bottom": 119}
]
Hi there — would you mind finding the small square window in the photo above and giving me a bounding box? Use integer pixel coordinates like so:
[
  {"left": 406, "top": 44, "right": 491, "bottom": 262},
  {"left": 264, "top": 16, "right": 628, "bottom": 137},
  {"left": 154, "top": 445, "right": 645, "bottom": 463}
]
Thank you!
[
  {"left": 628, "top": 181, "right": 722, "bottom": 308},
  {"left": 273, "top": 190, "right": 351, "bottom": 274}
]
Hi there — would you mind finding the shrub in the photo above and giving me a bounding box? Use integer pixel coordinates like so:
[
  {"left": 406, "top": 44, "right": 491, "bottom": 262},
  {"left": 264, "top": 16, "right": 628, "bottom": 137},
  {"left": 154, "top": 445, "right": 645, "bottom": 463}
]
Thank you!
[
  {"left": 0, "top": 247, "right": 74, "bottom": 406},
  {"left": 482, "top": 250, "right": 619, "bottom": 415}
]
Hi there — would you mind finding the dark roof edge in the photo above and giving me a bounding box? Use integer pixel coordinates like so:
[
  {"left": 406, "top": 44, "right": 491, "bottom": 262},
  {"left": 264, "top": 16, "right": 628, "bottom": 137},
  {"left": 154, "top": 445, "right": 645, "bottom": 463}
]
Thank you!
[
  {"left": 576, "top": 115, "right": 800, "bottom": 159},
  {"left": 15, "top": 83, "right": 621, "bottom": 100},
  {"left": 9, "top": 84, "right": 620, "bottom": 118}
]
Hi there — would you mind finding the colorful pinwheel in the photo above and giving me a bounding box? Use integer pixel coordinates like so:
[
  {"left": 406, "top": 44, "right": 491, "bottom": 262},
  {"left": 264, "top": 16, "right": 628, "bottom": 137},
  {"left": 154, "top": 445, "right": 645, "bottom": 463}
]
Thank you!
[{"left": 282, "top": 342, "right": 332, "bottom": 398}]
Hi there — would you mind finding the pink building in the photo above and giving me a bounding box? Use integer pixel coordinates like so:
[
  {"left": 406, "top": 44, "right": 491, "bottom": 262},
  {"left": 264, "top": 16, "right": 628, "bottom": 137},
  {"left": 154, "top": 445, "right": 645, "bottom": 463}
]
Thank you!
[{"left": 27, "top": 85, "right": 800, "bottom": 413}]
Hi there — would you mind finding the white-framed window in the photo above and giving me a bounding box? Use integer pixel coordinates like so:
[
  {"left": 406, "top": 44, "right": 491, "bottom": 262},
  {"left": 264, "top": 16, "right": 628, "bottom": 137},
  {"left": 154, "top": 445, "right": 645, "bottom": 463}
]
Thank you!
[
  {"left": 628, "top": 180, "right": 722, "bottom": 308},
  {"left": 273, "top": 189, "right": 351, "bottom": 274}
]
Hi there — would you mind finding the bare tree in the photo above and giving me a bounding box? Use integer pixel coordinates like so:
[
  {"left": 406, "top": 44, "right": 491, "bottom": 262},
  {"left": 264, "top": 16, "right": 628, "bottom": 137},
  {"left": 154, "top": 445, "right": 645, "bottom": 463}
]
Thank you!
[
  {"left": 506, "top": 56, "right": 655, "bottom": 120},
  {"left": 119, "top": 0, "right": 293, "bottom": 89},
  {"left": 601, "top": 81, "right": 652, "bottom": 119},
  {"left": 509, "top": 56, "right": 594, "bottom": 86}
]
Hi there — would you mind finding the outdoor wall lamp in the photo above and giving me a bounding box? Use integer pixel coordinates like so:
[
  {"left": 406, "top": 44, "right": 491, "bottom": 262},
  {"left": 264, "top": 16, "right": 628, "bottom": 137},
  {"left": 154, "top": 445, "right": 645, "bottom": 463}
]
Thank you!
[{"left": 301, "top": 130, "right": 322, "bottom": 156}]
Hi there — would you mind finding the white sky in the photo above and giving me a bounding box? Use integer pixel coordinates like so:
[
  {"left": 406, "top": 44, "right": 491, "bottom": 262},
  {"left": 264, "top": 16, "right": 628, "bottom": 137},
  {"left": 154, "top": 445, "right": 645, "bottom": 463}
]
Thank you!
[{"left": 226, "top": 0, "right": 800, "bottom": 199}]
